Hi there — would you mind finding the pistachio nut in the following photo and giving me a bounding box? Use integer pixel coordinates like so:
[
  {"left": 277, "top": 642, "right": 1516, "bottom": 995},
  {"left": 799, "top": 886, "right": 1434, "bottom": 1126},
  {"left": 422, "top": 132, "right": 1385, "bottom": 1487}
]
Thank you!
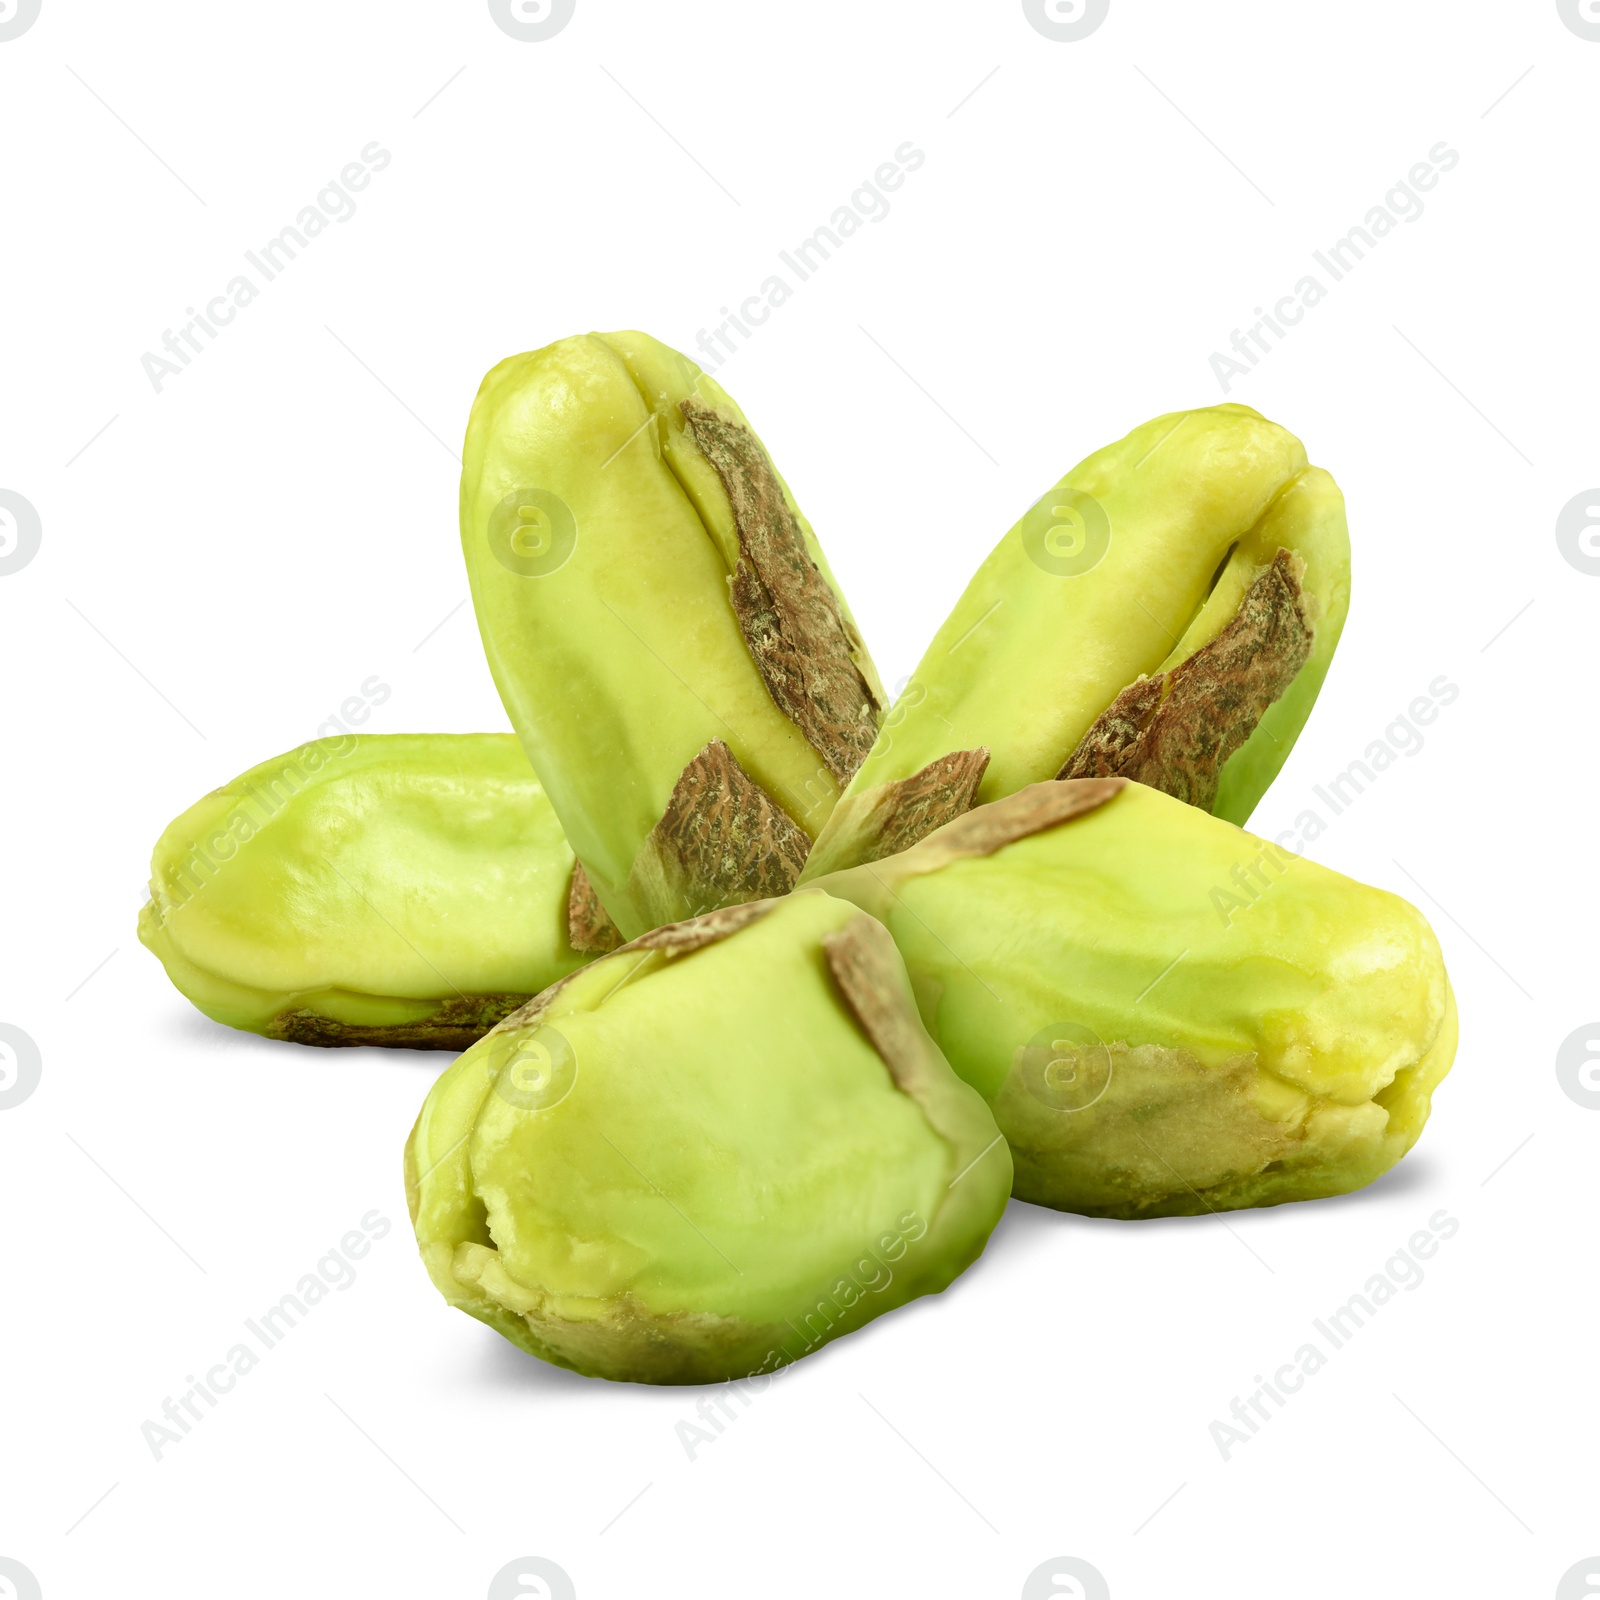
[
  {"left": 800, "top": 404, "right": 1349, "bottom": 878},
  {"left": 139, "top": 734, "right": 610, "bottom": 1048},
  {"left": 461, "top": 330, "right": 886, "bottom": 939},
  {"left": 404, "top": 889, "right": 1010, "bottom": 1383},
  {"left": 811, "top": 779, "right": 1455, "bottom": 1217}
]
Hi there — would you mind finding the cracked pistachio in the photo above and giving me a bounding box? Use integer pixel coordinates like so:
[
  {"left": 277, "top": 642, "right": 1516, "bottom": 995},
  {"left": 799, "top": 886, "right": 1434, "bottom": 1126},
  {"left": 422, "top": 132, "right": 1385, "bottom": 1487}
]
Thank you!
[
  {"left": 811, "top": 779, "right": 1455, "bottom": 1217},
  {"left": 404, "top": 889, "right": 1010, "bottom": 1383},
  {"left": 800, "top": 404, "right": 1349, "bottom": 878},
  {"left": 461, "top": 331, "right": 886, "bottom": 940},
  {"left": 138, "top": 734, "right": 610, "bottom": 1049}
]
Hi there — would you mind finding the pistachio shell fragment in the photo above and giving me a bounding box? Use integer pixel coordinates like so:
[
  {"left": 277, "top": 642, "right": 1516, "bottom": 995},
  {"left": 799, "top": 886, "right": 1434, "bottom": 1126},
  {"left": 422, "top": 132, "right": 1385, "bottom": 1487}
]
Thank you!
[
  {"left": 812, "top": 780, "right": 1455, "bottom": 1217},
  {"left": 800, "top": 406, "right": 1349, "bottom": 879},
  {"left": 404, "top": 890, "right": 1010, "bottom": 1383},
  {"left": 461, "top": 331, "right": 886, "bottom": 939},
  {"left": 138, "top": 734, "right": 603, "bottom": 1048}
]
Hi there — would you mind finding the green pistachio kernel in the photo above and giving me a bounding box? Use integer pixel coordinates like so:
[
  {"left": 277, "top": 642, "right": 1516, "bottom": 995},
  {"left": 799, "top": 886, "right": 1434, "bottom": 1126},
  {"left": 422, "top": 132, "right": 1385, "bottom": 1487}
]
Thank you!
[
  {"left": 800, "top": 404, "right": 1350, "bottom": 878},
  {"left": 812, "top": 779, "right": 1455, "bottom": 1217},
  {"left": 139, "top": 734, "right": 608, "bottom": 1048},
  {"left": 405, "top": 889, "right": 1010, "bottom": 1383},
  {"left": 460, "top": 330, "right": 886, "bottom": 940}
]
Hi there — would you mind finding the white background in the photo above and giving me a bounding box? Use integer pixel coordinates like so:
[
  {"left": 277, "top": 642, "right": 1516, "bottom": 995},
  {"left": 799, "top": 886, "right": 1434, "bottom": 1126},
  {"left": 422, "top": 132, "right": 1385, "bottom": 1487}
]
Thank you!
[{"left": 2, "top": 2, "right": 1594, "bottom": 1597}]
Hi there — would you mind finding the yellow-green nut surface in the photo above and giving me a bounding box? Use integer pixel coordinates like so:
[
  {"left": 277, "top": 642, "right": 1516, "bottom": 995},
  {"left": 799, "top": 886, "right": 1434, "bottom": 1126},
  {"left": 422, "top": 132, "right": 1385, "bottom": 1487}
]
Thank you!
[
  {"left": 405, "top": 889, "right": 1011, "bottom": 1384},
  {"left": 461, "top": 330, "right": 886, "bottom": 941},
  {"left": 812, "top": 779, "right": 1455, "bottom": 1218},
  {"left": 801, "top": 404, "right": 1350, "bottom": 878},
  {"left": 139, "top": 734, "right": 608, "bottom": 1049}
]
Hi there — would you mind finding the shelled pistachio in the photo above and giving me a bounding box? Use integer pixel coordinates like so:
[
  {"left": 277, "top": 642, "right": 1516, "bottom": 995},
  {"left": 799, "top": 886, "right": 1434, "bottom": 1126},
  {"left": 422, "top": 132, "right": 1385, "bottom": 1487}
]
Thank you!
[
  {"left": 460, "top": 330, "right": 886, "bottom": 940},
  {"left": 405, "top": 889, "right": 1010, "bottom": 1383},
  {"left": 812, "top": 779, "right": 1455, "bottom": 1217},
  {"left": 800, "top": 404, "right": 1349, "bottom": 879},
  {"left": 139, "top": 734, "right": 611, "bottom": 1049}
]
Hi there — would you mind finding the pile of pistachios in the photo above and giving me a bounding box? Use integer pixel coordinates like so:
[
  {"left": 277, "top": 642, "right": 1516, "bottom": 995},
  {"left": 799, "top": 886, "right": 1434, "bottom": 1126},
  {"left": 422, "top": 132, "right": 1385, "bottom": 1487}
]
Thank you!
[{"left": 140, "top": 331, "right": 1456, "bottom": 1385}]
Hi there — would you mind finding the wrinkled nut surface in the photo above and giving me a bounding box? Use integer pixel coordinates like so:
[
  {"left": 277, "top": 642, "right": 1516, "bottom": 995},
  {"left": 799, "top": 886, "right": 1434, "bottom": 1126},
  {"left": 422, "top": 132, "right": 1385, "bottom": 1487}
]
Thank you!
[
  {"left": 799, "top": 405, "right": 1350, "bottom": 880},
  {"left": 138, "top": 734, "right": 605, "bottom": 1048},
  {"left": 812, "top": 780, "right": 1455, "bottom": 1218},
  {"left": 404, "top": 890, "right": 1011, "bottom": 1384},
  {"left": 461, "top": 331, "right": 885, "bottom": 939}
]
